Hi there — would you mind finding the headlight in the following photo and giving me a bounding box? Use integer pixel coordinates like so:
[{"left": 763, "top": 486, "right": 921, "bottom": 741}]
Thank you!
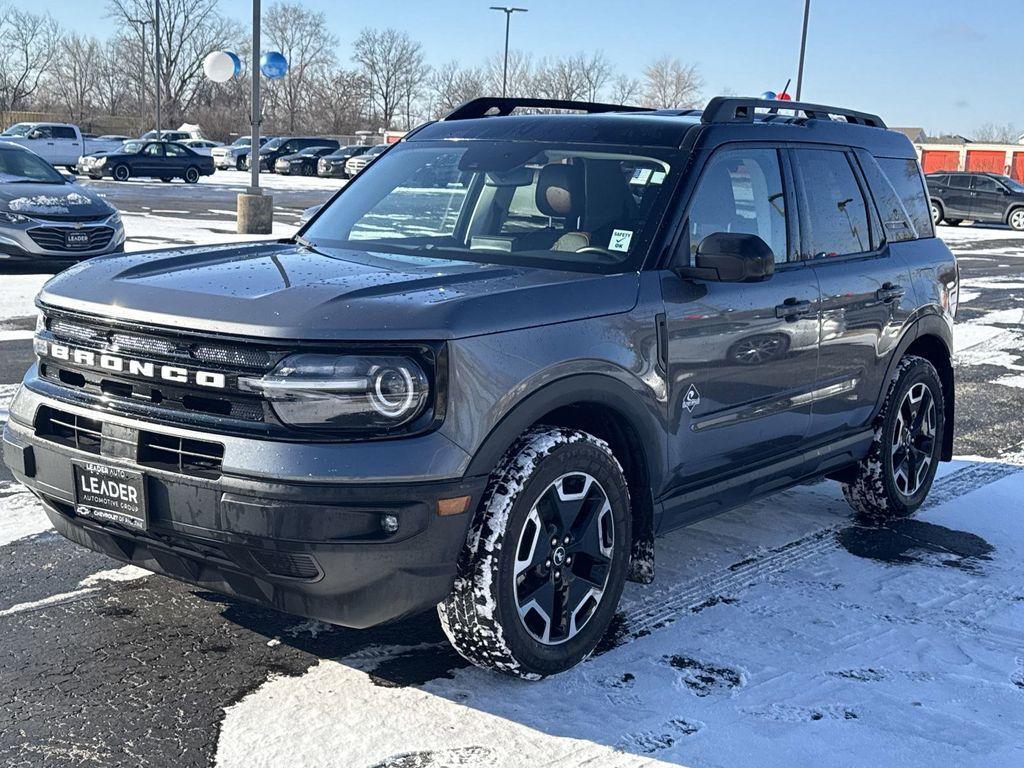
[
  {"left": 96, "top": 157, "right": 107, "bottom": 167},
  {"left": 0, "top": 211, "right": 29, "bottom": 224},
  {"left": 107, "top": 211, "right": 122, "bottom": 227},
  {"left": 239, "top": 354, "right": 430, "bottom": 431}
]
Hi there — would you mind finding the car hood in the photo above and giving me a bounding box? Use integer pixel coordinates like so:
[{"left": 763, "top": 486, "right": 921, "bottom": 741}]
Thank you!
[
  {"left": 38, "top": 241, "right": 640, "bottom": 341},
  {"left": 0, "top": 182, "right": 112, "bottom": 217}
]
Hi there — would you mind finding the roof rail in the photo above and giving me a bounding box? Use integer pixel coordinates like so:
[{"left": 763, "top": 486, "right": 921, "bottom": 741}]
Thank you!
[
  {"left": 701, "top": 96, "right": 886, "bottom": 129},
  {"left": 443, "top": 97, "right": 650, "bottom": 121}
]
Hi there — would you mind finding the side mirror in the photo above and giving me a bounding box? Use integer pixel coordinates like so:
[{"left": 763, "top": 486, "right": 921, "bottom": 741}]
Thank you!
[{"left": 676, "top": 232, "right": 775, "bottom": 282}]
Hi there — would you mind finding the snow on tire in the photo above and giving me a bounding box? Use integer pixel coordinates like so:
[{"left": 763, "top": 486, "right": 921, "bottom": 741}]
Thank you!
[
  {"left": 438, "top": 426, "right": 631, "bottom": 679},
  {"left": 841, "top": 355, "right": 945, "bottom": 519}
]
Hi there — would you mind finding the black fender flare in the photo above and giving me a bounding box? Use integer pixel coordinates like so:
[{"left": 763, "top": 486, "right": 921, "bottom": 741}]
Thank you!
[
  {"left": 872, "top": 313, "right": 955, "bottom": 459},
  {"left": 464, "top": 373, "right": 665, "bottom": 584}
]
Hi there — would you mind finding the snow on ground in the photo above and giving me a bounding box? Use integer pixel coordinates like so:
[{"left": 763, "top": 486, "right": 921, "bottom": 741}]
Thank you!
[{"left": 216, "top": 460, "right": 1024, "bottom": 768}]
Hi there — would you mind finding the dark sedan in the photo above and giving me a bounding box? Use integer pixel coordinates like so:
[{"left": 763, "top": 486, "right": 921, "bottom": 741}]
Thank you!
[
  {"left": 78, "top": 141, "right": 215, "bottom": 183},
  {"left": 317, "top": 145, "right": 372, "bottom": 178},
  {"left": 927, "top": 171, "right": 1024, "bottom": 230},
  {"left": 274, "top": 145, "right": 339, "bottom": 176}
]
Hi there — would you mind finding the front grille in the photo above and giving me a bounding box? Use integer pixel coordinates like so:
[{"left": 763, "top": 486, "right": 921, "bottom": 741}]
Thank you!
[
  {"left": 28, "top": 226, "right": 114, "bottom": 252},
  {"left": 34, "top": 404, "right": 223, "bottom": 478},
  {"left": 250, "top": 549, "right": 321, "bottom": 580},
  {"left": 35, "top": 405, "right": 102, "bottom": 454},
  {"left": 138, "top": 431, "right": 224, "bottom": 478}
]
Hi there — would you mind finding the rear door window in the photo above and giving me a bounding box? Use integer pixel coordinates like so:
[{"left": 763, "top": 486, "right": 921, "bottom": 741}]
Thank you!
[
  {"left": 52, "top": 126, "right": 77, "bottom": 140},
  {"left": 794, "top": 148, "right": 872, "bottom": 258},
  {"left": 878, "top": 157, "right": 934, "bottom": 238}
]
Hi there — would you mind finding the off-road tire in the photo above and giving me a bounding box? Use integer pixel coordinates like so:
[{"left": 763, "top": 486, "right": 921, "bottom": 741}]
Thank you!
[
  {"left": 841, "top": 355, "right": 945, "bottom": 519},
  {"left": 438, "top": 426, "right": 631, "bottom": 679},
  {"left": 112, "top": 164, "right": 130, "bottom": 182}
]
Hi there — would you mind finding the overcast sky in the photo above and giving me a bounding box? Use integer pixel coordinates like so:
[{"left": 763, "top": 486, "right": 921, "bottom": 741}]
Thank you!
[{"left": 36, "top": 0, "right": 1021, "bottom": 136}]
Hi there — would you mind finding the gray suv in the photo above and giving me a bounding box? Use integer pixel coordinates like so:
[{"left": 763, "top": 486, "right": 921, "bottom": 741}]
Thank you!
[{"left": 3, "top": 96, "right": 959, "bottom": 678}]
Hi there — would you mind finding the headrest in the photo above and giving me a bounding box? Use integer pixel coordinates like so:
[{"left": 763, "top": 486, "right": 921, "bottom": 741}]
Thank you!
[{"left": 535, "top": 163, "right": 584, "bottom": 219}]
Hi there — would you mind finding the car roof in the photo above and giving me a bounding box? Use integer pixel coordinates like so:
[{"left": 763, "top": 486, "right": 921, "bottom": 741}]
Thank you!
[{"left": 409, "top": 96, "right": 914, "bottom": 157}]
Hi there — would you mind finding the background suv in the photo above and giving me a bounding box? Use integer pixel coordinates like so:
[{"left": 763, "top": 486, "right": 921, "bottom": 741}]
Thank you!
[
  {"left": 927, "top": 171, "right": 1024, "bottom": 230},
  {"left": 3, "top": 96, "right": 957, "bottom": 679},
  {"left": 251, "top": 137, "right": 339, "bottom": 172}
]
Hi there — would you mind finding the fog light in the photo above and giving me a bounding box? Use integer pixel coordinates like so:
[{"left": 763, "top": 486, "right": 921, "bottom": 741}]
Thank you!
[{"left": 380, "top": 513, "right": 400, "bottom": 533}]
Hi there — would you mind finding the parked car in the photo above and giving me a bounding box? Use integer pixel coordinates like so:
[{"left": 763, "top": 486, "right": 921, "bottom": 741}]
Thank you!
[
  {"left": 344, "top": 144, "right": 387, "bottom": 176},
  {"left": 139, "top": 129, "right": 194, "bottom": 143},
  {"left": 96, "top": 134, "right": 132, "bottom": 144},
  {"left": 4, "top": 96, "right": 958, "bottom": 679},
  {"left": 212, "top": 136, "right": 272, "bottom": 171},
  {"left": 274, "top": 145, "right": 339, "bottom": 176},
  {"left": 0, "top": 123, "right": 125, "bottom": 170},
  {"left": 180, "top": 139, "right": 223, "bottom": 156},
  {"left": 927, "top": 171, "right": 1024, "bottom": 230},
  {"left": 0, "top": 141, "right": 124, "bottom": 261},
  {"left": 78, "top": 140, "right": 215, "bottom": 183},
  {"left": 317, "top": 145, "right": 372, "bottom": 178},
  {"left": 249, "top": 136, "right": 339, "bottom": 172}
]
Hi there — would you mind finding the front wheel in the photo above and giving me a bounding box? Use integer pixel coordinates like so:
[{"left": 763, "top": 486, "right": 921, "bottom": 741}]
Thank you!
[
  {"left": 841, "top": 355, "right": 945, "bottom": 519},
  {"left": 930, "top": 200, "right": 943, "bottom": 226},
  {"left": 184, "top": 167, "right": 200, "bottom": 183},
  {"left": 236, "top": 156, "right": 246, "bottom": 171},
  {"left": 439, "top": 427, "right": 631, "bottom": 679},
  {"left": 1009, "top": 208, "right": 1024, "bottom": 231},
  {"left": 302, "top": 163, "right": 316, "bottom": 177},
  {"left": 945, "top": 218, "right": 963, "bottom": 226}
]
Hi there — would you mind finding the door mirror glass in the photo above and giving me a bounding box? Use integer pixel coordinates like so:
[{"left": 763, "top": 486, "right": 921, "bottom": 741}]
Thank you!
[{"left": 677, "top": 232, "right": 775, "bottom": 282}]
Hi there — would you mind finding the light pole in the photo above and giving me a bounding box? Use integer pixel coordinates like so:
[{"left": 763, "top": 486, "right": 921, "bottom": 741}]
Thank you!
[
  {"left": 795, "top": 0, "right": 811, "bottom": 100},
  {"left": 489, "top": 6, "right": 527, "bottom": 98},
  {"left": 154, "top": 0, "right": 161, "bottom": 137},
  {"left": 237, "top": 0, "right": 273, "bottom": 234}
]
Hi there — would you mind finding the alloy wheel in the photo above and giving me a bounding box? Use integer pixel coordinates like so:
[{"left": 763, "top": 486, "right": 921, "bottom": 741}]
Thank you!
[
  {"left": 890, "top": 381, "right": 936, "bottom": 497},
  {"left": 931, "top": 203, "right": 941, "bottom": 225},
  {"left": 1010, "top": 209, "right": 1024, "bottom": 231},
  {"left": 513, "top": 472, "right": 614, "bottom": 645}
]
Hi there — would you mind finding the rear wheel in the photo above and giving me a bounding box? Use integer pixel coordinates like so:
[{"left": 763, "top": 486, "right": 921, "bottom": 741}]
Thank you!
[
  {"left": 184, "top": 167, "right": 200, "bottom": 183},
  {"left": 841, "top": 355, "right": 945, "bottom": 519},
  {"left": 439, "top": 427, "right": 631, "bottom": 679},
  {"left": 236, "top": 156, "right": 246, "bottom": 171},
  {"left": 945, "top": 218, "right": 963, "bottom": 226},
  {"left": 160, "top": 177, "right": 173, "bottom": 183},
  {"left": 1009, "top": 208, "right": 1024, "bottom": 231},
  {"left": 112, "top": 164, "right": 130, "bottom": 182}
]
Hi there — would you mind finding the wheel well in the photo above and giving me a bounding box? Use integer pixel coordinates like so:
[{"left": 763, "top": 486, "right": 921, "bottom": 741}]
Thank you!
[
  {"left": 904, "top": 334, "right": 955, "bottom": 461},
  {"left": 534, "top": 402, "right": 656, "bottom": 584},
  {"left": 1006, "top": 203, "right": 1024, "bottom": 220}
]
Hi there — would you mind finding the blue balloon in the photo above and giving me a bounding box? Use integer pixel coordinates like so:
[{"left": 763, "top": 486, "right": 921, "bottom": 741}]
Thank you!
[
  {"left": 260, "top": 51, "right": 288, "bottom": 79},
  {"left": 760, "top": 90, "right": 777, "bottom": 100},
  {"left": 226, "top": 51, "right": 242, "bottom": 77}
]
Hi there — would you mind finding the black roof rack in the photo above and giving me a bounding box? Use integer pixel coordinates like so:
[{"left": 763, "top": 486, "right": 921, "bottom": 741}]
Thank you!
[
  {"left": 702, "top": 96, "right": 886, "bottom": 129},
  {"left": 443, "top": 97, "right": 651, "bottom": 121}
]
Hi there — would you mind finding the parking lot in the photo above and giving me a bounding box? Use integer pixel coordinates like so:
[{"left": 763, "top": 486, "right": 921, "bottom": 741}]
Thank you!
[{"left": 1, "top": 210, "right": 1023, "bottom": 767}]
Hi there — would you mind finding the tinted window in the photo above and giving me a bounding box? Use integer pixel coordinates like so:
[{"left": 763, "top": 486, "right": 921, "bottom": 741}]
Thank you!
[
  {"left": 687, "top": 148, "right": 788, "bottom": 263},
  {"left": 878, "top": 157, "right": 934, "bottom": 238},
  {"left": 0, "top": 147, "right": 66, "bottom": 183},
  {"left": 165, "top": 144, "right": 187, "bottom": 157},
  {"left": 795, "top": 148, "right": 871, "bottom": 258},
  {"left": 52, "top": 126, "right": 77, "bottom": 140},
  {"left": 972, "top": 176, "right": 999, "bottom": 192},
  {"left": 927, "top": 174, "right": 948, "bottom": 186},
  {"left": 143, "top": 143, "right": 164, "bottom": 157},
  {"left": 949, "top": 175, "right": 972, "bottom": 190}
]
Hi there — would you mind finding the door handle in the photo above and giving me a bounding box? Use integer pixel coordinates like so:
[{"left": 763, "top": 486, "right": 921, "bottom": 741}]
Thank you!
[
  {"left": 875, "top": 283, "right": 906, "bottom": 302},
  {"left": 775, "top": 298, "right": 812, "bottom": 319}
]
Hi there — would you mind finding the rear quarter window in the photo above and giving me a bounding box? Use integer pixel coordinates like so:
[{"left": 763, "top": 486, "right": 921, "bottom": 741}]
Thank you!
[{"left": 878, "top": 157, "right": 934, "bottom": 238}]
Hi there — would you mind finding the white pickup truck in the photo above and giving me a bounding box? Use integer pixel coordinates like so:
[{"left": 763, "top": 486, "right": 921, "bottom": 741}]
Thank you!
[{"left": 0, "top": 123, "right": 126, "bottom": 169}]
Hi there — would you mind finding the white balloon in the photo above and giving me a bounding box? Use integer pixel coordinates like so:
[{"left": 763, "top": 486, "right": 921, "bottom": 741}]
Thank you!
[{"left": 203, "top": 51, "right": 234, "bottom": 83}]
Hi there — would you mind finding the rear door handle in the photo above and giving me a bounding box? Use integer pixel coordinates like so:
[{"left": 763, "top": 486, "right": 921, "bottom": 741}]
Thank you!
[
  {"left": 875, "top": 283, "right": 906, "bottom": 302},
  {"left": 775, "top": 298, "right": 812, "bottom": 319}
]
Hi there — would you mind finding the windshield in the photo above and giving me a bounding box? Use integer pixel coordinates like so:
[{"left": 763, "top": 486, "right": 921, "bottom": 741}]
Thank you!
[
  {"left": 995, "top": 175, "right": 1024, "bottom": 193},
  {"left": 0, "top": 146, "right": 66, "bottom": 183},
  {"left": 3, "top": 123, "right": 33, "bottom": 137},
  {"left": 262, "top": 137, "right": 288, "bottom": 151},
  {"left": 303, "top": 140, "right": 680, "bottom": 273},
  {"left": 231, "top": 137, "right": 252, "bottom": 147}
]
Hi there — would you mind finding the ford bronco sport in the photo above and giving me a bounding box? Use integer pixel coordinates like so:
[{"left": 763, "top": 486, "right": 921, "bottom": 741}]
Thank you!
[{"left": 3, "top": 96, "right": 958, "bottom": 678}]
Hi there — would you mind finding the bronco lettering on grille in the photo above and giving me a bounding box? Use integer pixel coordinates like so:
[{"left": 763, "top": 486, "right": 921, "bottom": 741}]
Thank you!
[{"left": 41, "top": 341, "right": 227, "bottom": 389}]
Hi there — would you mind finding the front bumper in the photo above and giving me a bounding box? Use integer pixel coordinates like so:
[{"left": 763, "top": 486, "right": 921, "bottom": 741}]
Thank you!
[
  {"left": 3, "top": 384, "right": 484, "bottom": 628},
  {"left": 318, "top": 163, "right": 347, "bottom": 178}
]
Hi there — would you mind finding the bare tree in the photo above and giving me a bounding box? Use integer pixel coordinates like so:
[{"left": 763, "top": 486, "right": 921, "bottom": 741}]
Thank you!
[
  {"left": 306, "top": 68, "right": 367, "bottom": 134},
  {"left": 427, "top": 61, "right": 485, "bottom": 118},
  {"left": 264, "top": 2, "right": 337, "bottom": 133},
  {"left": 578, "top": 51, "right": 613, "bottom": 102},
  {"left": 609, "top": 74, "right": 643, "bottom": 106},
  {"left": 973, "top": 122, "right": 1020, "bottom": 144},
  {"left": 0, "top": 6, "right": 60, "bottom": 111},
  {"left": 534, "top": 55, "right": 587, "bottom": 102},
  {"left": 643, "top": 55, "right": 703, "bottom": 109},
  {"left": 94, "top": 38, "right": 131, "bottom": 117},
  {"left": 483, "top": 50, "right": 534, "bottom": 98},
  {"left": 353, "top": 27, "right": 425, "bottom": 130},
  {"left": 48, "top": 34, "right": 101, "bottom": 122},
  {"left": 107, "top": 0, "right": 240, "bottom": 125}
]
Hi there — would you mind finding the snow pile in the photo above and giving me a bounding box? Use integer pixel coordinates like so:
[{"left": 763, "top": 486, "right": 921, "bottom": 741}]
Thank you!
[{"left": 8, "top": 192, "right": 93, "bottom": 215}]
